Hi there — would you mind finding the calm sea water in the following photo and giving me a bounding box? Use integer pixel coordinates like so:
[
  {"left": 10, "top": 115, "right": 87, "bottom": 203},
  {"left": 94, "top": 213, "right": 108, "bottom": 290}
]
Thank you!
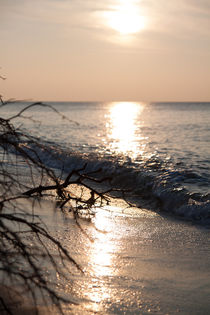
[{"left": 2, "top": 101, "right": 210, "bottom": 223}]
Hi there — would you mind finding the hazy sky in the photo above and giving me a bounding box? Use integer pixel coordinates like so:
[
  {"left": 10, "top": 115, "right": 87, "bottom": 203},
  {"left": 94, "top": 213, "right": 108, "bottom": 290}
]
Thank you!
[{"left": 1, "top": 0, "right": 210, "bottom": 101}]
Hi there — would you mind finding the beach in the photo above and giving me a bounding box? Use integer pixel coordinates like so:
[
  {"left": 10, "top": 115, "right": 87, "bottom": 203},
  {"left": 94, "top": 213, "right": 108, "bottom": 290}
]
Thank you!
[{"left": 2, "top": 197, "right": 209, "bottom": 314}]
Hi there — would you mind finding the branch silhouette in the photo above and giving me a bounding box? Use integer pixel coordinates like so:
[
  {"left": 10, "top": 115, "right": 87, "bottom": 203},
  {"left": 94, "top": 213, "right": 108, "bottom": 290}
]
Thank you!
[{"left": 0, "top": 99, "right": 122, "bottom": 314}]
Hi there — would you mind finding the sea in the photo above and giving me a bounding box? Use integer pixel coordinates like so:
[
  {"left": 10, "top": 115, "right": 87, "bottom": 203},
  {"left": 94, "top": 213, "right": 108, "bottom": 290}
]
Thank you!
[
  {"left": 1, "top": 101, "right": 210, "bottom": 314},
  {"left": 2, "top": 101, "right": 210, "bottom": 224}
]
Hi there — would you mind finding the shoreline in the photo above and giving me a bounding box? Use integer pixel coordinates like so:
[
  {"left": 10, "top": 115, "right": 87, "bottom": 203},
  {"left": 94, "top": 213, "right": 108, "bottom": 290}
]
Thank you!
[{"left": 1, "top": 198, "right": 210, "bottom": 314}]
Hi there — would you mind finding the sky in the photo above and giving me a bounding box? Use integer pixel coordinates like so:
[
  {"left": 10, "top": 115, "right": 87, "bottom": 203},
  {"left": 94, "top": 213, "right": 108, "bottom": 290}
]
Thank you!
[{"left": 0, "top": 0, "right": 210, "bottom": 102}]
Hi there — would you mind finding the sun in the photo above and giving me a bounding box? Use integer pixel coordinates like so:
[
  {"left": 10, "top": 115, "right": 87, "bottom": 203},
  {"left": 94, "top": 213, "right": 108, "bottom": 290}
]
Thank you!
[{"left": 105, "top": 1, "right": 145, "bottom": 35}]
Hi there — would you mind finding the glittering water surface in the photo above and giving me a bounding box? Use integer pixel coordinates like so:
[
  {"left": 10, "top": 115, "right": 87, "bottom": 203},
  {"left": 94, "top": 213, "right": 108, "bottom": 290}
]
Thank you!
[
  {"left": 3, "top": 101, "right": 210, "bottom": 195},
  {"left": 2, "top": 102, "right": 210, "bottom": 313},
  {"left": 35, "top": 200, "right": 210, "bottom": 315},
  {"left": 1, "top": 101, "right": 210, "bottom": 224}
]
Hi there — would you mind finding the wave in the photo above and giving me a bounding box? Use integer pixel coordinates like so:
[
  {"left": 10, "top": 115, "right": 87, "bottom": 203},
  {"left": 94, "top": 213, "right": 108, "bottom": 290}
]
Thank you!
[
  {"left": 14, "top": 138, "right": 209, "bottom": 226},
  {"left": 3, "top": 133, "right": 208, "bottom": 226}
]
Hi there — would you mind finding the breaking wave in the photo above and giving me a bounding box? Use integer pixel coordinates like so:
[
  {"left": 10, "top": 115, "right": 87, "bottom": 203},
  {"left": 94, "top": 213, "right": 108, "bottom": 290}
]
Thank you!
[{"left": 19, "top": 139, "right": 210, "bottom": 226}]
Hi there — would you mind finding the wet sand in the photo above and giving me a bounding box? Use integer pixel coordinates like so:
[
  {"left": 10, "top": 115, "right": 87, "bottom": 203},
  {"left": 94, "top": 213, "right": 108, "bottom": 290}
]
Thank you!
[{"left": 1, "top": 199, "right": 210, "bottom": 314}]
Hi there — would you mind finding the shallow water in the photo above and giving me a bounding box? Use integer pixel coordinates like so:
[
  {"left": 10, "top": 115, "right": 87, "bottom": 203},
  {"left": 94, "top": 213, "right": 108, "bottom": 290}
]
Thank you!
[{"left": 33, "top": 199, "right": 210, "bottom": 315}]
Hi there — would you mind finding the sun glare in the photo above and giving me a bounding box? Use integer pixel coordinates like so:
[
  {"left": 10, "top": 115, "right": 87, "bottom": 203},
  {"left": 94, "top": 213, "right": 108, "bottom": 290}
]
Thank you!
[
  {"left": 82, "top": 210, "right": 118, "bottom": 313},
  {"left": 108, "top": 102, "right": 145, "bottom": 157},
  {"left": 105, "top": 1, "right": 145, "bottom": 35}
]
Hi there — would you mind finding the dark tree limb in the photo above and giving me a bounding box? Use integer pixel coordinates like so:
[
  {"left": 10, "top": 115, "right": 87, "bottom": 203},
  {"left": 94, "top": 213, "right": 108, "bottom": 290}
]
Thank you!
[{"left": 0, "top": 100, "right": 131, "bottom": 314}]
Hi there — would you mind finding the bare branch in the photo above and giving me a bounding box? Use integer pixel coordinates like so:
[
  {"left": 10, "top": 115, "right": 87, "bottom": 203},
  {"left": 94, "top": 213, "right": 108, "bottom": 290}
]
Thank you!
[{"left": 0, "top": 100, "right": 127, "bottom": 314}]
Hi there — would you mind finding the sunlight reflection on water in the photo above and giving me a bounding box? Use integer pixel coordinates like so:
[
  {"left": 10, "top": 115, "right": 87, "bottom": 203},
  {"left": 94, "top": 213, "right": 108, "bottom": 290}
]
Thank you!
[
  {"left": 90, "top": 211, "right": 116, "bottom": 277},
  {"left": 74, "top": 206, "right": 158, "bottom": 313},
  {"left": 82, "top": 209, "right": 119, "bottom": 312},
  {"left": 107, "top": 102, "right": 146, "bottom": 158}
]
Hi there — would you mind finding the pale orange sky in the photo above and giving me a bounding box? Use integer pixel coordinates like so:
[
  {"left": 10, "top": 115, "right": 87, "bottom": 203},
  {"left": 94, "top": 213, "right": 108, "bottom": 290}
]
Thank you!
[{"left": 1, "top": 0, "right": 210, "bottom": 102}]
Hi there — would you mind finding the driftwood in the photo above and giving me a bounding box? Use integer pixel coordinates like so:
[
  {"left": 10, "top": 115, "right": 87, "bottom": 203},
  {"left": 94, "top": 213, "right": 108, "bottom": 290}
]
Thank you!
[{"left": 0, "top": 97, "right": 123, "bottom": 314}]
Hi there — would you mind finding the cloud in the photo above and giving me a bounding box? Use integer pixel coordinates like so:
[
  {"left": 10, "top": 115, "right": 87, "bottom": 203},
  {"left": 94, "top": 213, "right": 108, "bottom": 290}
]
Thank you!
[
  {"left": 1, "top": 0, "right": 209, "bottom": 53},
  {"left": 139, "top": 0, "right": 210, "bottom": 41},
  {"left": 186, "top": 0, "right": 210, "bottom": 12}
]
